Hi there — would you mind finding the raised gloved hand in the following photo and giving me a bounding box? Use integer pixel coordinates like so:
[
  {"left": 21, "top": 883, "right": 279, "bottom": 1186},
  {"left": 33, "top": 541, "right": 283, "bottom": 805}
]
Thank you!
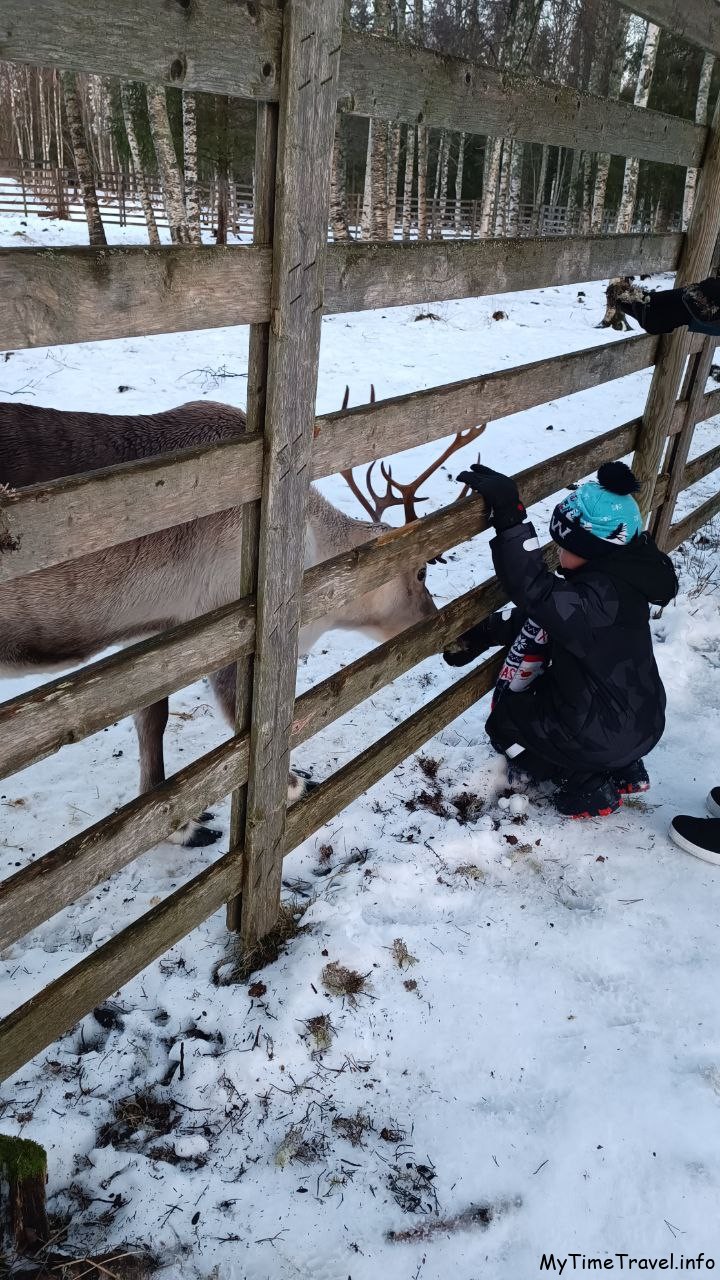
[
  {"left": 456, "top": 464, "right": 526, "bottom": 533},
  {"left": 443, "top": 617, "right": 495, "bottom": 667}
]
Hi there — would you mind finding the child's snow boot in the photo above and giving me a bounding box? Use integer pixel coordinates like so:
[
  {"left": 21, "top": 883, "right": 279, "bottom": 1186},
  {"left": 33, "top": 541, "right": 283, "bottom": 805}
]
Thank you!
[
  {"left": 611, "top": 760, "right": 650, "bottom": 795},
  {"left": 554, "top": 774, "right": 622, "bottom": 819}
]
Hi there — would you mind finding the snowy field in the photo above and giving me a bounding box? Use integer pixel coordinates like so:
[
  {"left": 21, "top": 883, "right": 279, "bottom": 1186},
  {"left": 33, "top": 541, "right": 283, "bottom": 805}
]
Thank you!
[{"left": 2, "top": 210, "right": 720, "bottom": 1279}]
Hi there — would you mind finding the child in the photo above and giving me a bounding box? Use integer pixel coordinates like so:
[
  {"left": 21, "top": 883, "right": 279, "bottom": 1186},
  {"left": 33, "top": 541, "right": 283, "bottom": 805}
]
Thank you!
[{"left": 444, "top": 461, "right": 678, "bottom": 818}]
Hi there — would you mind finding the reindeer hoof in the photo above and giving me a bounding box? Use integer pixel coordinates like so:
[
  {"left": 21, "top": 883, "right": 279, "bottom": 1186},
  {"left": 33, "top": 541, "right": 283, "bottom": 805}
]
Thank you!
[{"left": 185, "top": 825, "right": 223, "bottom": 848}]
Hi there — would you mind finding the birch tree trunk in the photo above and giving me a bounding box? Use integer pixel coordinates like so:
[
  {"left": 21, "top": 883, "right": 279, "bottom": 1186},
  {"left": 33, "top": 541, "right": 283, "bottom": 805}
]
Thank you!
[
  {"left": 531, "top": 143, "right": 549, "bottom": 233},
  {"left": 120, "top": 82, "right": 161, "bottom": 246},
  {"left": 370, "top": 0, "right": 391, "bottom": 239},
  {"left": 454, "top": 131, "right": 466, "bottom": 235},
  {"left": 146, "top": 83, "right": 191, "bottom": 245},
  {"left": 494, "top": 140, "right": 511, "bottom": 235},
  {"left": 683, "top": 51, "right": 715, "bottom": 229},
  {"left": 53, "top": 70, "right": 64, "bottom": 172},
  {"left": 506, "top": 140, "right": 524, "bottom": 236},
  {"left": 402, "top": 123, "right": 416, "bottom": 240},
  {"left": 330, "top": 113, "right": 352, "bottom": 240},
  {"left": 215, "top": 93, "right": 230, "bottom": 246},
  {"left": 414, "top": 0, "right": 428, "bottom": 239},
  {"left": 615, "top": 21, "right": 660, "bottom": 234},
  {"left": 591, "top": 11, "right": 630, "bottom": 233},
  {"left": 386, "top": 122, "right": 402, "bottom": 240},
  {"left": 361, "top": 121, "right": 373, "bottom": 240},
  {"left": 480, "top": 136, "right": 502, "bottom": 236},
  {"left": 61, "top": 70, "right": 107, "bottom": 247},
  {"left": 182, "top": 91, "right": 202, "bottom": 244},
  {"left": 431, "top": 130, "right": 448, "bottom": 238},
  {"left": 417, "top": 123, "right": 429, "bottom": 239}
]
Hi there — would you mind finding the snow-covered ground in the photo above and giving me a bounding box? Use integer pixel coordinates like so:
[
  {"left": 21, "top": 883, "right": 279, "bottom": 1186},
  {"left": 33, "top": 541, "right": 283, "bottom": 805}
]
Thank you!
[{"left": 2, "top": 209, "right": 720, "bottom": 1279}]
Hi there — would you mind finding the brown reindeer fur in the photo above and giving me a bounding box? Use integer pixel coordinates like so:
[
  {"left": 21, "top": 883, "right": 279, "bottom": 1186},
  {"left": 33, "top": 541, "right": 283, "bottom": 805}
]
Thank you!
[{"left": 0, "top": 400, "right": 436, "bottom": 845}]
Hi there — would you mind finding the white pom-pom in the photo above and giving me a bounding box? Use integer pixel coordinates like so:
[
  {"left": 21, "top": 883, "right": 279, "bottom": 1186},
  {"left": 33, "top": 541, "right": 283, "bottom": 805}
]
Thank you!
[
  {"left": 509, "top": 794, "right": 529, "bottom": 817},
  {"left": 498, "top": 796, "right": 511, "bottom": 810}
]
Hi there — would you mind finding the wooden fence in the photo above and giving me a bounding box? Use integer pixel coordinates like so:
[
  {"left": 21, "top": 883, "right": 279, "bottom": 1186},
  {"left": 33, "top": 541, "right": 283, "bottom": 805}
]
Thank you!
[{"left": 0, "top": 0, "right": 719, "bottom": 1083}]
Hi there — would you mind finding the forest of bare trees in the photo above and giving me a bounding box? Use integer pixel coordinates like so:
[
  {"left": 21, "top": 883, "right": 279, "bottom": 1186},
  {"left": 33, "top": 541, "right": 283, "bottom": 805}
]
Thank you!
[{"left": 0, "top": 0, "right": 716, "bottom": 245}]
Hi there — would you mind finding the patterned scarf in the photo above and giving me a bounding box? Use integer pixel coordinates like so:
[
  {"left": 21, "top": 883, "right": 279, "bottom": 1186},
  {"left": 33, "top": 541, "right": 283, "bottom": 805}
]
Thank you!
[{"left": 491, "top": 617, "right": 549, "bottom": 710}]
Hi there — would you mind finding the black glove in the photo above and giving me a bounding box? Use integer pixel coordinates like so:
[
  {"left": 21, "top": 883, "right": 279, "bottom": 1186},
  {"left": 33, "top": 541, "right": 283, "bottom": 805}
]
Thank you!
[
  {"left": 456, "top": 464, "right": 526, "bottom": 533},
  {"left": 443, "top": 617, "right": 495, "bottom": 667}
]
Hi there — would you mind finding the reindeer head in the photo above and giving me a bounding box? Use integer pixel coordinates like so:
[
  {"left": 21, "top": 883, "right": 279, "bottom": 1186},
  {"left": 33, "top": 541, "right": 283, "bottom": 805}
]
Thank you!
[{"left": 338, "top": 386, "right": 487, "bottom": 640}]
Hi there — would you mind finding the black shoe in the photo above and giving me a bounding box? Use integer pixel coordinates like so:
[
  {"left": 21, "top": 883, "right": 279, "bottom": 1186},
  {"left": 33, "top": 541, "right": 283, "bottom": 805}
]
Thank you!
[
  {"left": 669, "top": 816, "right": 720, "bottom": 866},
  {"left": 706, "top": 787, "right": 720, "bottom": 819},
  {"left": 611, "top": 760, "right": 650, "bottom": 796},
  {"left": 554, "top": 776, "right": 622, "bottom": 820}
]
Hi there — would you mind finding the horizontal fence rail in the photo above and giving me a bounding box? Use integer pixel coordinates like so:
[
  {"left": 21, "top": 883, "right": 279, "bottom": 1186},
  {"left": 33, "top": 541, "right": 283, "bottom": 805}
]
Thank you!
[
  {"left": 341, "top": 32, "right": 704, "bottom": 167},
  {"left": 0, "top": 234, "right": 682, "bottom": 353},
  {"left": 0, "top": 5, "right": 706, "bottom": 165},
  {"left": 615, "top": 0, "right": 720, "bottom": 58}
]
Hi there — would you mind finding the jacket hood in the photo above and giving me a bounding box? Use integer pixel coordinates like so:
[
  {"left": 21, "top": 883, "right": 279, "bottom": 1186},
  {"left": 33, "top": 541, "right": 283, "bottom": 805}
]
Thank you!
[{"left": 576, "top": 532, "right": 678, "bottom": 607}]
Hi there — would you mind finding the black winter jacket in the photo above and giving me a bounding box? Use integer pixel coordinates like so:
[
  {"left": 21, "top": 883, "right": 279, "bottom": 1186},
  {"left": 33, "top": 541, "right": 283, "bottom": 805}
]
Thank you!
[{"left": 485, "top": 523, "right": 679, "bottom": 771}]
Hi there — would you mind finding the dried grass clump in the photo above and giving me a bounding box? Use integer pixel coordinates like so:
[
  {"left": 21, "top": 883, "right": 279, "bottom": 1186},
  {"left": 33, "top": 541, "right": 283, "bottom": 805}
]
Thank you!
[
  {"left": 321, "top": 961, "right": 368, "bottom": 1004},
  {"left": 332, "top": 1111, "right": 373, "bottom": 1148},
  {"left": 213, "top": 902, "right": 308, "bottom": 985},
  {"left": 391, "top": 938, "right": 418, "bottom": 970}
]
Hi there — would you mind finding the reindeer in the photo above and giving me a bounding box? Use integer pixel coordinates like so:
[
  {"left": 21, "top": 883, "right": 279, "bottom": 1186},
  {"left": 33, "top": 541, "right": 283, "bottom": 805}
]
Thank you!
[{"left": 0, "top": 394, "right": 484, "bottom": 846}]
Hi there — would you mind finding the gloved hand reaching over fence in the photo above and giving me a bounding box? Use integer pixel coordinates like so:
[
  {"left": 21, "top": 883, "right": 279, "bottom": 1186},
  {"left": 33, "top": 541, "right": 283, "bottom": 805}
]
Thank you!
[{"left": 455, "top": 463, "right": 527, "bottom": 533}]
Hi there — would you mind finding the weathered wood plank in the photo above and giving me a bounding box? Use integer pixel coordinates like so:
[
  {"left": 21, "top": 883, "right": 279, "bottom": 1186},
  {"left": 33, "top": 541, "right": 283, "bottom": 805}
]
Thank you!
[
  {"left": 682, "top": 440, "right": 720, "bottom": 490},
  {"left": 228, "top": 89, "right": 280, "bottom": 934},
  {"left": 240, "top": 0, "right": 344, "bottom": 950},
  {"left": 0, "top": 600, "right": 255, "bottom": 782},
  {"left": 0, "top": 1, "right": 704, "bottom": 164},
  {"left": 614, "top": 0, "right": 720, "bottom": 58},
  {"left": 0, "top": 435, "right": 263, "bottom": 585},
  {"left": 0, "top": 850, "right": 240, "bottom": 1083},
  {"left": 668, "top": 488, "right": 720, "bottom": 550},
  {"left": 0, "top": 738, "right": 247, "bottom": 951},
  {"left": 632, "top": 96, "right": 720, "bottom": 514},
  {"left": 652, "top": 337, "right": 717, "bottom": 547},
  {"left": 0, "top": 0, "right": 284, "bottom": 101},
  {"left": 0, "top": 416, "right": 639, "bottom": 785},
  {"left": 341, "top": 30, "right": 705, "bottom": 167},
  {"left": 284, "top": 653, "right": 503, "bottom": 853},
  {"left": 0, "top": 245, "right": 272, "bottom": 351},
  {"left": 0, "top": 236, "right": 679, "bottom": 354},
  {"left": 697, "top": 386, "right": 720, "bottom": 423},
  {"left": 323, "top": 235, "right": 683, "bottom": 315},
  {"left": 312, "top": 335, "right": 657, "bottom": 478}
]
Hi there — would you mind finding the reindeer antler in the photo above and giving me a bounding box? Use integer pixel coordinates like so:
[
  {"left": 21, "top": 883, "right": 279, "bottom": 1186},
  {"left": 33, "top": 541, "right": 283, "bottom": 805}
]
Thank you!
[{"left": 339, "top": 385, "right": 485, "bottom": 531}]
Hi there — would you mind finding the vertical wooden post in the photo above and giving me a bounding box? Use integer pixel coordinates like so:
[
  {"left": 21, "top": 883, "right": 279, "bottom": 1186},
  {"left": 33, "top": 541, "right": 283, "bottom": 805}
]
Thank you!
[
  {"left": 651, "top": 333, "right": 717, "bottom": 547},
  {"left": 238, "top": 0, "right": 343, "bottom": 951},
  {"left": 226, "top": 95, "right": 279, "bottom": 934},
  {"left": 632, "top": 95, "right": 720, "bottom": 517}
]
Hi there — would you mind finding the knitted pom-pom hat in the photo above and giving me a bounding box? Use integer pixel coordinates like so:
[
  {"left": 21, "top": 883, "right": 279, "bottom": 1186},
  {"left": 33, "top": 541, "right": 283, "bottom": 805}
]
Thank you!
[{"left": 549, "top": 462, "right": 643, "bottom": 559}]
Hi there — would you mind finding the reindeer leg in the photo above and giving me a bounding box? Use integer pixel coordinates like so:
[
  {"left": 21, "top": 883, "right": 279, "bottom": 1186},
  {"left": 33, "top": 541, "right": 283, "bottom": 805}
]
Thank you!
[
  {"left": 209, "top": 664, "right": 318, "bottom": 806},
  {"left": 133, "top": 699, "right": 221, "bottom": 848}
]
